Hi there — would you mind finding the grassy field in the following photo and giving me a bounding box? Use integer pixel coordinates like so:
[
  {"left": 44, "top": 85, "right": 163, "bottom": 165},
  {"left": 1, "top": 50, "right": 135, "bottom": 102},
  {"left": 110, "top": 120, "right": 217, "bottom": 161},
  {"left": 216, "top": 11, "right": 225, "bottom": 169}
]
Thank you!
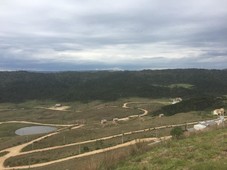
[
  {"left": 0, "top": 123, "right": 44, "bottom": 150},
  {"left": 17, "top": 141, "right": 149, "bottom": 170},
  {"left": 6, "top": 130, "right": 171, "bottom": 167},
  {"left": 115, "top": 126, "right": 227, "bottom": 170},
  {"left": 18, "top": 126, "right": 227, "bottom": 170},
  {"left": 21, "top": 111, "right": 206, "bottom": 151},
  {"left": 0, "top": 97, "right": 225, "bottom": 169},
  {"left": 153, "top": 83, "right": 195, "bottom": 90},
  {"left": 0, "top": 98, "right": 154, "bottom": 124}
]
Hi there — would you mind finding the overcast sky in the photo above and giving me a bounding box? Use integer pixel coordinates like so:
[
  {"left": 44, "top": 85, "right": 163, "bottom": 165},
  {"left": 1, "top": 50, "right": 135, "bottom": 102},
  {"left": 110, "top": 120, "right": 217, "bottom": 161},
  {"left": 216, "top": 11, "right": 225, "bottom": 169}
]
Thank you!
[{"left": 0, "top": 0, "right": 227, "bottom": 71}]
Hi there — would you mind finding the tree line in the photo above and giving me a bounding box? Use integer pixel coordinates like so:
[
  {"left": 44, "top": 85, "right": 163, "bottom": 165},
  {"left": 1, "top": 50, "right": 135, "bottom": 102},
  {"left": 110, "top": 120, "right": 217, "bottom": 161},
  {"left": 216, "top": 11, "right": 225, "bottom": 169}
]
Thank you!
[{"left": 0, "top": 69, "right": 226, "bottom": 103}]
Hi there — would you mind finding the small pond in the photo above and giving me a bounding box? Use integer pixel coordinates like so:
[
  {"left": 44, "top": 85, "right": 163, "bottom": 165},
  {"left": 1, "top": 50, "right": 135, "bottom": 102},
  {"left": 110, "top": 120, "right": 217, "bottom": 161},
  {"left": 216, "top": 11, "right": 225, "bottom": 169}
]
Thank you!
[{"left": 15, "top": 126, "right": 57, "bottom": 136}]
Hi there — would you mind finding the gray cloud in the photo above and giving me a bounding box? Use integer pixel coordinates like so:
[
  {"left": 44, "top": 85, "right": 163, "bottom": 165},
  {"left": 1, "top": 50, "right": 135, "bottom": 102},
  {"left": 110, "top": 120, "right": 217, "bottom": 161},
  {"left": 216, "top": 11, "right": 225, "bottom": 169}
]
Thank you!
[{"left": 0, "top": 0, "right": 227, "bottom": 70}]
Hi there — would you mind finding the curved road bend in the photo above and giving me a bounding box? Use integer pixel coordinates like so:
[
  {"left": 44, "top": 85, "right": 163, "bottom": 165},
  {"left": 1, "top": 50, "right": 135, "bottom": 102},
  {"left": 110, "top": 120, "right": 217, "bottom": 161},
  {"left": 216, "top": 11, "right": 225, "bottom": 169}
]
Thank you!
[
  {"left": 0, "top": 125, "right": 84, "bottom": 170},
  {"left": 3, "top": 136, "right": 172, "bottom": 170}
]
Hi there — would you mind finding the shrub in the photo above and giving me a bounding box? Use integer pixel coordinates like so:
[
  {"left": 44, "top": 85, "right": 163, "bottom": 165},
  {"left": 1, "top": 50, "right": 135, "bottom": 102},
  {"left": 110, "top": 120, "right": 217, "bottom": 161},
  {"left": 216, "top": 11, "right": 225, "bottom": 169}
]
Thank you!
[
  {"left": 170, "top": 127, "right": 184, "bottom": 139},
  {"left": 83, "top": 146, "right": 90, "bottom": 152}
]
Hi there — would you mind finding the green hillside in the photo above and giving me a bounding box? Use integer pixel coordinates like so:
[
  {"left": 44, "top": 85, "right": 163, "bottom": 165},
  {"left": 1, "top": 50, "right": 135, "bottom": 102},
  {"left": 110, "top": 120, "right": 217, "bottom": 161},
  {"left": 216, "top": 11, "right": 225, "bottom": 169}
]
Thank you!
[
  {"left": 115, "top": 127, "right": 227, "bottom": 170},
  {"left": 153, "top": 96, "right": 226, "bottom": 116},
  {"left": 0, "top": 69, "right": 227, "bottom": 103}
]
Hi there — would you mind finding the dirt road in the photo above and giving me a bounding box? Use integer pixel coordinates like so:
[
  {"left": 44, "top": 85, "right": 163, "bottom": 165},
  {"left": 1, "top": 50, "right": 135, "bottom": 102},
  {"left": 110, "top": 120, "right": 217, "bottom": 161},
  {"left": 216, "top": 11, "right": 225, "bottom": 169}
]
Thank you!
[
  {"left": 138, "top": 108, "right": 148, "bottom": 117},
  {"left": 0, "top": 118, "right": 201, "bottom": 170},
  {"left": 3, "top": 136, "right": 172, "bottom": 170},
  {"left": 0, "top": 101, "right": 201, "bottom": 169},
  {"left": 121, "top": 102, "right": 149, "bottom": 119},
  {"left": 0, "top": 131, "right": 60, "bottom": 170},
  {"left": 0, "top": 125, "right": 83, "bottom": 170},
  {"left": 13, "top": 121, "right": 192, "bottom": 156},
  {"left": 0, "top": 121, "right": 76, "bottom": 127}
]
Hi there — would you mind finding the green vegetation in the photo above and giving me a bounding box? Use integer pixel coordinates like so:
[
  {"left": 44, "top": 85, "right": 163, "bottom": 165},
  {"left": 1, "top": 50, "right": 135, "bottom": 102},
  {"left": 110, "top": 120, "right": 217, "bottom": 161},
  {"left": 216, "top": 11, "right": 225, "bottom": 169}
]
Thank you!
[
  {"left": 0, "top": 151, "right": 9, "bottom": 157},
  {"left": 5, "top": 129, "right": 172, "bottom": 167},
  {"left": 168, "top": 83, "right": 195, "bottom": 89},
  {"left": 0, "top": 123, "right": 33, "bottom": 138},
  {"left": 0, "top": 69, "right": 227, "bottom": 103},
  {"left": 153, "top": 96, "right": 226, "bottom": 116},
  {"left": 32, "top": 142, "right": 149, "bottom": 170},
  {"left": 0, "top": 69, "right": 227, "bottom": 169},
  {"left": 0, "top": 100, "right": 141, "bottom": 123},
  {"left": 0, "top": 98, "right": 208, "bottom": 169},
  {"left": 170, "top": 127, "right": 184, "bottom": 139},
  {"left": 154, "top": 83, "right": 195, "bottom": 89},
  {"left": 115, "top": 126, "right": 227, "bottom": 170},
  {"left": 0, "top": 123, "right": 43, "bottom": 150},
  {"left": 22, "top": 111, "right": 204, "bottom": 151}
]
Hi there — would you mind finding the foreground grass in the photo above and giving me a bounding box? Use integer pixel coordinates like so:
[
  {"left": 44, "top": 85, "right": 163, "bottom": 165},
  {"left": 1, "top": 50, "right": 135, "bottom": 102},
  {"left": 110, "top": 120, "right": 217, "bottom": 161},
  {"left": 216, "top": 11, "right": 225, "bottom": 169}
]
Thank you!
[
  {"left": 5, "top": 129, "right": 171, "bottom": 167},
  {"left": 115, "top": 126, "right": 227, "bottom": 170},
  {"left": 20, "top": 138, "right": 155, "bottom": 170},
  {"left": 17, "top": 126, "right": 227, "bottom": 170}
]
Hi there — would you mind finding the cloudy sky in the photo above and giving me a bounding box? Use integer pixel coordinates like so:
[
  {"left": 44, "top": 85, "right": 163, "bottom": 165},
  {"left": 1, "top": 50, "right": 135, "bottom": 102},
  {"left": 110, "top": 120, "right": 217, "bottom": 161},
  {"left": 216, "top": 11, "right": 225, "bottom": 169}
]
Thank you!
[{"left": 0, "top": 0, "right": 227, "bottom": 71}]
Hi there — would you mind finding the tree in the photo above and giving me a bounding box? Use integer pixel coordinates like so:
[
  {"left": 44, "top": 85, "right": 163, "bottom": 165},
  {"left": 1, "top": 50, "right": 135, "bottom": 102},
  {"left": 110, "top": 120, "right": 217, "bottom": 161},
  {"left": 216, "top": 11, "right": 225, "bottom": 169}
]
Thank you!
[{"left": 170, "top": 127, "right": 184, "bottom": 139}]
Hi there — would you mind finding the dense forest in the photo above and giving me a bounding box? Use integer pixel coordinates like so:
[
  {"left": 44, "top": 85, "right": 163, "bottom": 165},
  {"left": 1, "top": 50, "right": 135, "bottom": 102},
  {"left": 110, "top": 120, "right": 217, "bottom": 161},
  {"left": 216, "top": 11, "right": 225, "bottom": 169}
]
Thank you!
[
  {"left": 153, "top": 96, "right": 226, "bottom": 116},
  {"left": 0, "top": 69, "right": 227, "bottom": 103}
]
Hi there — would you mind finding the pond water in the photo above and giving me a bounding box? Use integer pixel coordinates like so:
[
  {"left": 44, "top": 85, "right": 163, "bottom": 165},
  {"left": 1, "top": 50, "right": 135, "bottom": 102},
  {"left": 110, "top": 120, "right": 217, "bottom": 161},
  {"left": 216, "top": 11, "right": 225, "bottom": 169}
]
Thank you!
[{"left": 15, "top": 126, "right": 57, "bottom": 136}]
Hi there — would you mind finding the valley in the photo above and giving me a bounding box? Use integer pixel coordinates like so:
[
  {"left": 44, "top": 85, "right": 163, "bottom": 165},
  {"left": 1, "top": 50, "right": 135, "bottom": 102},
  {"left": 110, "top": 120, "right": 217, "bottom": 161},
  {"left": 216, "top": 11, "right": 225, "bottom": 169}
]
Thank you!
[{"left": 0, "top": 69, "right": 227, "bottom": 169}]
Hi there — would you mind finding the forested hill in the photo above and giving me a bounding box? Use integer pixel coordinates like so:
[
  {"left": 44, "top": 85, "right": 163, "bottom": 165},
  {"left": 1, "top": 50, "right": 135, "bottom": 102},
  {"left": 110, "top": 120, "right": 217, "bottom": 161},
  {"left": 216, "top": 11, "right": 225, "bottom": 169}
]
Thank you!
[{"left": 0, "top": 69, "right": 227, "bottom": 103}]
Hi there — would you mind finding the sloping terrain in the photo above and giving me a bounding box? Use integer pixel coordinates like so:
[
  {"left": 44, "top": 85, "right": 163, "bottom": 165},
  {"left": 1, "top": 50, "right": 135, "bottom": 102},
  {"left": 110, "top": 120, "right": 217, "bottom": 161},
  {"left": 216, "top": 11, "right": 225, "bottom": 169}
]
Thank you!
[
  {"left": 116, "top": 127, "right": 227, "bottom": 170},
  {"left": 153, "top": 96, "right": 227, "bottom": 116},
  {"left": 0, "top": 69, "right": 227, "bottom": 102}
]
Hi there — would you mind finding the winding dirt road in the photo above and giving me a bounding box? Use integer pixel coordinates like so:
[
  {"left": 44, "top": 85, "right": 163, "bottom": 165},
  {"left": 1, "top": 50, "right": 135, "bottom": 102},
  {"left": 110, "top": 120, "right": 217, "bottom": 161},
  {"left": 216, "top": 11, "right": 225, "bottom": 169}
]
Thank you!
[
  {"left": 0, "top": 101, "right": 201, "bottom": 170},
  {"left": 11, "top": 121, "right": 198, "bottom": 156},
  {"left": 0, "top": 120, "right": 199, "bottom": 170},
  {"left": 118, "top": 102, "right": 149, "bottom": 121},
  {"left": 2, "top": 136, "right": 172, "bottom": 170},
  {"left": 0, "top": 125, "right": 83, "bottom": 170},
  {"left": 0, "top": 131, "right": 60, "bottom": 169}
]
